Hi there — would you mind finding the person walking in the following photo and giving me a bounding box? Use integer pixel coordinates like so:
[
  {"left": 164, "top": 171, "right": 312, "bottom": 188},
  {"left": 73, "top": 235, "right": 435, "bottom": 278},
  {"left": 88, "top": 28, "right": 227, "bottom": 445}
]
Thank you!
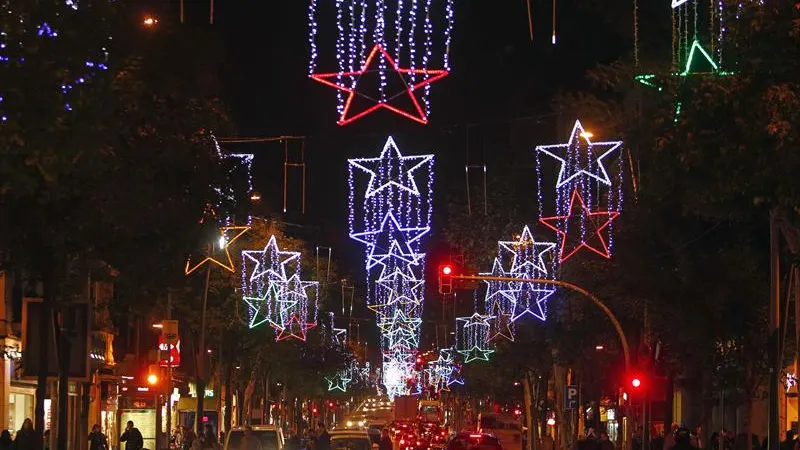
[
  {"left": 378, "top": 428, "right": 393, "bottom": 450},
  {"left": 184, "top": 426, "right": 197, "bottom": 450},
  {"left": 599, "top": 432, "right": 615, "bottom": 450},
  {"left": 192, "top": 424, "right": 220, "bottom": 450},
  {"left": 670, "top": 428, "right": 699, "bottom": 450},
  {"left": 12, "top": 419, "right": 37, "bottom": 450},
  {"left": 315, "top": 423, "right": 331, "bottom": 450},
  {"left": 89, "top": 424, "right": 109, "bottom": 450},
  {"left": 120, "top": 421, "right": 144, "bottom": 450},
  {"left": 0, "top": 430, "right": 13, "bottom": 450}
]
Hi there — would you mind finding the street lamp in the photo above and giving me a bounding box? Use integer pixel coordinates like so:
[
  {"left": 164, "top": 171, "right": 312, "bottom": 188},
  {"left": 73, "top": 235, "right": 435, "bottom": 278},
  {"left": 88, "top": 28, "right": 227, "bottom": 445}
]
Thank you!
[{"left": 142, "top": 15, "right": 158, "bottom": 27}]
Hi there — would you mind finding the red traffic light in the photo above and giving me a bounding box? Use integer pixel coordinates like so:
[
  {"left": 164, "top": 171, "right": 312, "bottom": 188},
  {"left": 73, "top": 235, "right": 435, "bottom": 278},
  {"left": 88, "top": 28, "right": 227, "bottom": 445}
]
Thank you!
[
  {"left": 328, "top": 401, "right": 335, "bottom": 408},
  {"left": 631, "top": 378, "right": 641, "bottom": 388},
  {"left": 312, "top": 406, "right": 318, "bottom": 414},
  {"left": 438, "top": 264, "right": 454, "bottom": 295}
]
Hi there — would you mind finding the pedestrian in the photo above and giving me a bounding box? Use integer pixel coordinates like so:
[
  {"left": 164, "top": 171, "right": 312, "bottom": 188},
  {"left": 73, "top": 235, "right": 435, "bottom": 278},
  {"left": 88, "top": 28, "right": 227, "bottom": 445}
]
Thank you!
[
  {"left": 192, "top": 424, "right": 220, "bottom": 450},
  {"left": 577, "top": 428, "right": 599, "bottom": 450},
  {"left": 378, "top": 428, "right": 392, "bottom": 450},
  {"left": 540, "top": 432, "right": 555, "bottom": 450},
  {"left": 315, "top": 423, "right": 331, "bottom": 450},
  {"left": 240, "top": 426, "right": 263, "bottom": 450},
  {"left": 89, "top": 424, "right": 109, "bottom": 450},
  {"left": 285, "top": 429, "right": 301, "bottom": 450},
  {"left": 692, "top": 426, "right": 704, "bottom": 449},
  {"left": 781, "top": 431, "right": 796, "bottom": 450},
  {"left": 120, "top": 421, "right": 144, "bottom": 450},
  {"left": 0, "top": 431, "right": 12, "bottom": 450},
  {"left": 671, "top": 429, "right": 699, "bottom": 450},
  {"left": 12, "top": 419, "right": 37, "bottom": 450},
  {"left": 184, "top": 426, "right": 197, "bottom": 450},
  {"left": 665, "top": 424, "right": 680, "bottom": 450},
  {"left": 599, "top": 432, "right": 615, "bottom": 450}
]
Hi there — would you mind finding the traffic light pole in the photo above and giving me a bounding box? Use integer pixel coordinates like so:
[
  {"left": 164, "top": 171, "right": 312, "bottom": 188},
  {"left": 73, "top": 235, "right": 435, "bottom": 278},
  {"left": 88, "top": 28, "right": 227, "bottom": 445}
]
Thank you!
[{"left": 448, "top": 275, "right": 631, "bottom": 369}]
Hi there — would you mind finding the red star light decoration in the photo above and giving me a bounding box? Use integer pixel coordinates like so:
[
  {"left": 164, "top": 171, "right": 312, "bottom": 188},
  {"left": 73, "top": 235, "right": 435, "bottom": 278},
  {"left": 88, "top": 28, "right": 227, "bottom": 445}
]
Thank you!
[
  {"left": 539, "top": 189, "right": 620, "bottom": 262},
  {"left": 273, "top": 315, "right": 317, "bottom": 342},
  {"left": 310, "top": 44, "right": 448, "bottom": 126}
]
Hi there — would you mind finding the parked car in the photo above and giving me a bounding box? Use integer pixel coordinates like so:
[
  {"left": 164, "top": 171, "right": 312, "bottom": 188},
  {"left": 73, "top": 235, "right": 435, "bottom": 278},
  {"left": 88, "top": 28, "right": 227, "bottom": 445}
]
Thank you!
[{"left": 223, "top": 426, "right": 284, "bottom": 450}]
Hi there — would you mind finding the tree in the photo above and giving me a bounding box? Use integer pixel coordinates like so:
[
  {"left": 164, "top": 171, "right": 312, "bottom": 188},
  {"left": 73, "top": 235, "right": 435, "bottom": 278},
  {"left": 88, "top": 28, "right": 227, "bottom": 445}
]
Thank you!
[{"left": 0, "top": 1, "right": 236, "bottom": 441}]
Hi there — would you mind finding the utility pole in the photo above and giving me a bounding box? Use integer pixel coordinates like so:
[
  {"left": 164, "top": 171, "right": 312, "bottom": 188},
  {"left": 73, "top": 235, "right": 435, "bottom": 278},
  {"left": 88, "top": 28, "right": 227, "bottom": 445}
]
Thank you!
[
  {"left": 768, "top": 210, "right": 781, "bottom": 450},
  {"left": 166, "top": 291, "right": 173, "bottom": 447},
  {"left": 196, "top": 260, "right": 211, "bottom": 435}
]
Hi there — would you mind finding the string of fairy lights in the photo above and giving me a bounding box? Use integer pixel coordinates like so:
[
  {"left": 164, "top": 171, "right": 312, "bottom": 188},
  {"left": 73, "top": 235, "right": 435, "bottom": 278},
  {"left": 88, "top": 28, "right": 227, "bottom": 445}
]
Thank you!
[
  {"left": 0, "top": 0, "right": 110, "bottom": 122},
  {"left": 308, "top": 0, "right": 455, "bottom": 125},
  {"left": 177, "top": 0, "right": 768, "bottom": 397},
  {"left": 348, "top": 136, "right": 434, "bottom": 398}
]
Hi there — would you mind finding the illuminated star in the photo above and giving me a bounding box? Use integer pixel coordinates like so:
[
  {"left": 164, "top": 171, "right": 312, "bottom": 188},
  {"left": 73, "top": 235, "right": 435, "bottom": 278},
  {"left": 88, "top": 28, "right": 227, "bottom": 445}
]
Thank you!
[
  {"left": 185, "top": 225, "right": 249, "bottom": 275},
  {"left": 325, "top": 373, "right": 352, "bottom": 392},
  {"left": 539, "top": 189, "right": 620, "bottom": 262},
  {"left": 242, "top": 235, "right": 301, "bottom": 282},
  {"left": 375, "top": 268, "right": 425, "bottom": 305},
  {"left": 510, "top": 286, "right": 555, "bottom": 322},
  {"left": 348, "top": 137, "right": 434, "bottom": 198},
  {"left": 350, "top": 212, "right": 429, "bottom": 270},
  {"left": 243, "top": 282, "right": 283, "bottom": 328},
  {"left": 458, "top": 346, "right": 495, "bottom": 363},
  {"left": 535, "top": 120, "right": 622, "bottom": 188},
  {"left": 273, "top": 315, "right": 317, "bottom": 341},
  {"left": 489, "top": 313, "right": 515, "bottom": 342},
  {"left": 681, "top": 39, "right": 719, "bottom": 75},
  {"left": 332, "top": 326, "right": 348, "bottom": 345},
  {"left": 671, "top": 0, "right": 689, "bottom": 8},
  {"left": 456, "top": 313, "right": 494, "bottom": 328},
  {"left": 499, "top": 225, "right": 557, "bottom": 276},
  {"left": 378, "top": 309, "right": 423, "bottom": 334},
  {"left": 310, "top": 44, "right": 449, "bottom": 126}
]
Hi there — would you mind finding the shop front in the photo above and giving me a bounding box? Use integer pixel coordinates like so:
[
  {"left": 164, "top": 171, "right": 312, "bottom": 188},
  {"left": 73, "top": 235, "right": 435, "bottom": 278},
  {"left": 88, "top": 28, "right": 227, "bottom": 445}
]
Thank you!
[{"left": 119, "top": 394, "right": 157, "bottom": 450}]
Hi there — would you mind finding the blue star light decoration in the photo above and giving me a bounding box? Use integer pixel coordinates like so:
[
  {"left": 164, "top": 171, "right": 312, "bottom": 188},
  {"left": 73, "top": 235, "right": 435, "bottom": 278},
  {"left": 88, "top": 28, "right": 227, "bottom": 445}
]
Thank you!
[
  {"left": 455, "top": 313, "right": 495, "bottom": 364},
  {"left": 535, "top": 120, "right": 624, "bottom": 261},
  {"left": 348, "top": 136, "right": 434, "bottom": 398},
  {"left": 426, "top": 348, "right": 461, "bottom": 392},
  {"left": 480, "top": 226, "right": 558, "bottom": 343},
  {"left": 241, "top": 235, "right": 319, "bottom": 341}
]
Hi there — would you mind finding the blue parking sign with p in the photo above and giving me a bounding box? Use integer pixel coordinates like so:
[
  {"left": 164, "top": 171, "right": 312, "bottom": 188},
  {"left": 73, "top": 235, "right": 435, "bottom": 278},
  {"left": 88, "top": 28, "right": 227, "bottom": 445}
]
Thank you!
[{"left": 565, "top": 385, "right": 579, "bottom": 410}]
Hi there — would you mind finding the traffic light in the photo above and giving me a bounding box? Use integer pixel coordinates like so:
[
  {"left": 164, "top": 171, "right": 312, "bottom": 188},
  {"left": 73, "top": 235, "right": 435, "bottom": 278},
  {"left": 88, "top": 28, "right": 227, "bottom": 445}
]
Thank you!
[
  {"left": 438, "top": 264, "right": 454, "bottom": 295},
  {"left": 312, "top": 405, "right": 319, "bottom": 414},
  {"left": 146, "top": 365, "right": 160, "bottom": 386},
  {"left": 631, "top": 377, "right": 641, "bottom": 388},
  {"left": 328, "top": 401, "right": 335, "bottom": 408}
]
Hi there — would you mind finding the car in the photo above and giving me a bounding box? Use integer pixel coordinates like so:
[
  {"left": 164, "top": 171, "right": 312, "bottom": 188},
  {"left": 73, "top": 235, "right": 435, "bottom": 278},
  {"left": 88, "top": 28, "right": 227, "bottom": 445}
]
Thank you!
[
  {"left": 330, "top": 430, "right": 374, "bottom": 450},
  {"left": 223, "top": 425, "right": 285, "bottom": 450},
  {"left": 446, "top": 433, "right": 502, "bottom": 450}
]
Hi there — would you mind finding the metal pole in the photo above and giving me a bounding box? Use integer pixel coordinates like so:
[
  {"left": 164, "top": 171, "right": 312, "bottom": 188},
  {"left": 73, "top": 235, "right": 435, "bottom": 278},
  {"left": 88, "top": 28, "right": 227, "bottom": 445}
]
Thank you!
[
  {"left": 166, "top": 291, "right": 173, "bottom": 446},
  {"left": 196, "top": 258, "right": 211, "bottom": 435},
  {"left": 768, "top": 210, "right": 780, "bottom": 450},
  {"left": 452, "top": 275, "right": 631, "bottom": 368},
  {"left": 180, "top": 0, "right": 184, "bottom": 23}
]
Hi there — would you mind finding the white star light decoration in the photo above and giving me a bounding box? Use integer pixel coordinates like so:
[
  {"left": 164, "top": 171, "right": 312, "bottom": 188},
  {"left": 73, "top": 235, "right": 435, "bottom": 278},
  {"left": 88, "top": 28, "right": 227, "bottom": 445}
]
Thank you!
[
  {"left": 535, "top": 119, "right": 624, "bottom": 262},
  {"left": 348, "top": 136, "right": 434, "bottom": 398},
  {"left": 535, "top": 120, "right": 622, "bottom": 189},
  {"left": 455, "top": 313, "right": 495, "bottom": 364},
  {"left": 241, "top": 235, "right": 319, "bottom": 341}
]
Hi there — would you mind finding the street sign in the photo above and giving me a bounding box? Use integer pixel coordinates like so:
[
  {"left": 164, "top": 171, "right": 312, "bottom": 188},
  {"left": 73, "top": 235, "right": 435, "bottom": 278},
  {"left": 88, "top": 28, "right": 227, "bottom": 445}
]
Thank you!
[
  {"left": 564, "top": 385, "right": 579, "bottom": 410},
  {"left": 161, "top": 320, "right": 179, "bottom": 345}
]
